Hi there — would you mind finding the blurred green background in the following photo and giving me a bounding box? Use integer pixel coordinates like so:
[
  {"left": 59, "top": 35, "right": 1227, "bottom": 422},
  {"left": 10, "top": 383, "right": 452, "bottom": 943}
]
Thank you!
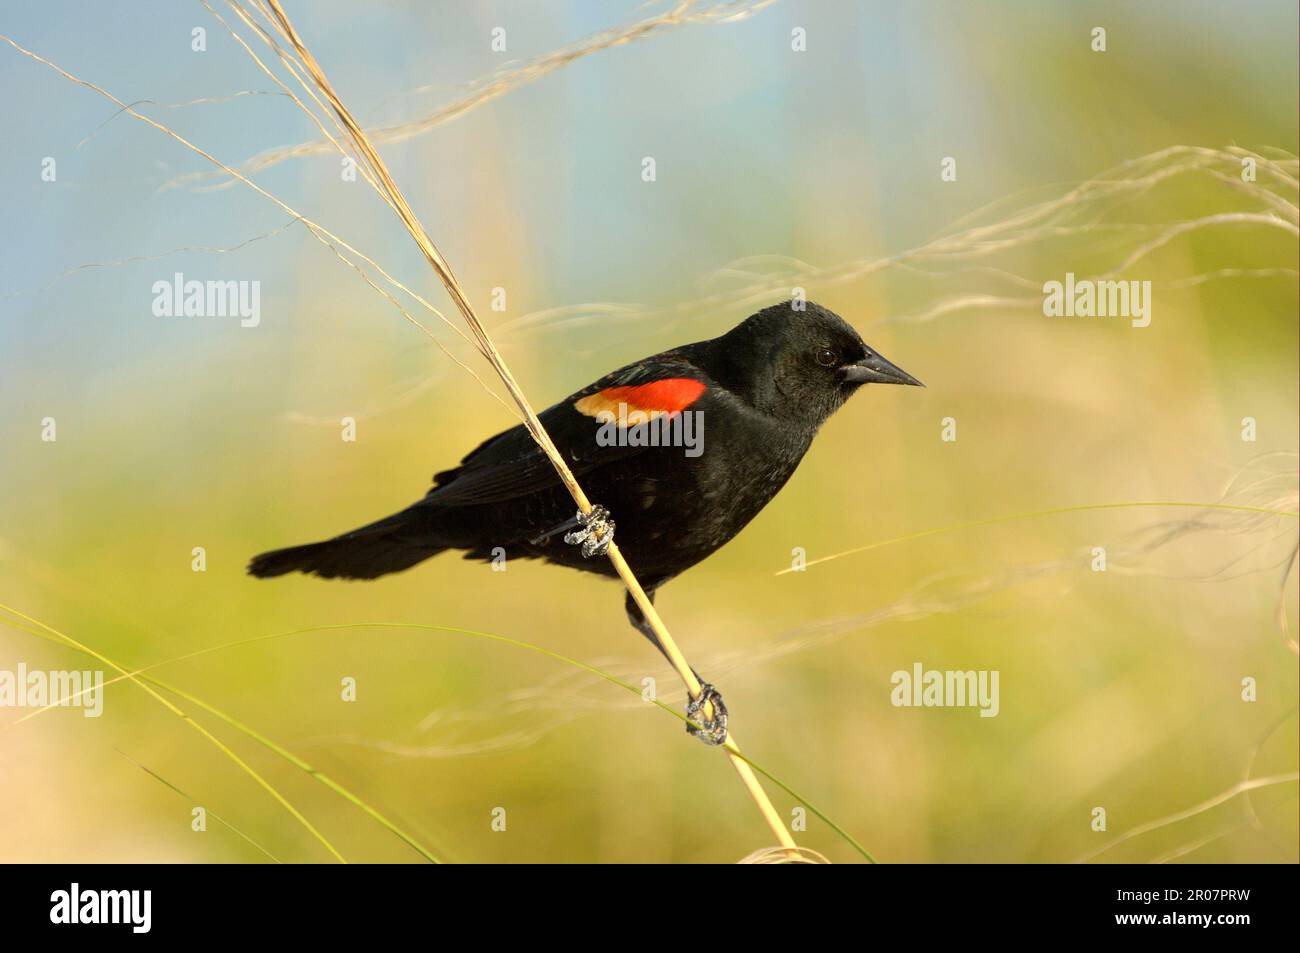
[{"left": 1, "top": 0, "right": 1296, "bottom": 863}]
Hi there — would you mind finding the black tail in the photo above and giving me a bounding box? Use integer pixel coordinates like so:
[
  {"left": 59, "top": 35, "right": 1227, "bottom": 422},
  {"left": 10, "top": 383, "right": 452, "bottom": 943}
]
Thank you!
[{"left": 248, "top": 510, "right": 445, "bottom": 580}]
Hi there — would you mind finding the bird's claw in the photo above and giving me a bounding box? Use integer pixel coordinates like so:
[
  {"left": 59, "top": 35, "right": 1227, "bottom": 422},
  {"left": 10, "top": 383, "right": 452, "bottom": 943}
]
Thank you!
[
  {"left": 563, "top": 505, "right": 615, "bottom": 558},
  {"left": 685, "top": 682, "right": 728, "bottom": 746}
]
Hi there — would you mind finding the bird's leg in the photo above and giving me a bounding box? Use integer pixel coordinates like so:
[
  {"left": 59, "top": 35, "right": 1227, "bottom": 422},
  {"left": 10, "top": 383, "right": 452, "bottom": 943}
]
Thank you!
[
  {"left": 684, "top": 683, "right": 728, "bottom": 747},
  {"left": 624, "top": 591, "right": 728, "bottom": 746},
  {"left": 624, "top": 588, "right": 669, "bottom": 656},
  {"left": 552, "top": 505, "right": 615, "bottom": 557}
]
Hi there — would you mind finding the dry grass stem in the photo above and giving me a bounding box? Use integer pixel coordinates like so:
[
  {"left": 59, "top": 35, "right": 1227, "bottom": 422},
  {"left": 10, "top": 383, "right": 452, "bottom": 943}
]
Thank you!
[
  {"left": 253, "top": 0, "right": 797, "bottom": 851},
  {"left": 167, "top": 0, "right": 777, "bottom": 191},
  {"left": 1, "top": 15, "right": 799, "bottom": 854}
]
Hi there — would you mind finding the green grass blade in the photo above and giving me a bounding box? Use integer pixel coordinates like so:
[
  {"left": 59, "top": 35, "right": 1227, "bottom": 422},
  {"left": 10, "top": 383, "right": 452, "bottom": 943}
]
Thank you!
[
  {"left": 779, "top": 500, "right": 1300, "bottom": 575},
  {"left": 115, "top": 748, "right": 283, "bottom": 863},
  {"left": 0, "top": 604, "right": 347, "bottom": 863},
  {"left": 50, "top": 618, "right": 878, "bottom": 863}
]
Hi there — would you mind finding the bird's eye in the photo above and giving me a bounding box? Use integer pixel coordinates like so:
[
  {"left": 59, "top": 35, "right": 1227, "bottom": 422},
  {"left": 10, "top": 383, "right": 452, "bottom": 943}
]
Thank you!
[{"left": 815, "top": 347, "right": 837, "bottom": 368}]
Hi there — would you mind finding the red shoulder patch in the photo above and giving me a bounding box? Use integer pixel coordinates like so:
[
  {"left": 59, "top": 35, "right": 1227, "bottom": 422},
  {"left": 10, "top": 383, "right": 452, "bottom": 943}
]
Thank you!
[{"left": 574, "top": 378, "right": 706, "bottom": 422}]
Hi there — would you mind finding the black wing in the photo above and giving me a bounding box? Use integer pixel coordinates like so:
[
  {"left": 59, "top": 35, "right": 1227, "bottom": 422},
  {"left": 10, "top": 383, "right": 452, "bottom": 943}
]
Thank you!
[{"left": 425, "top": 352, "right": 708, "bottom": 506}]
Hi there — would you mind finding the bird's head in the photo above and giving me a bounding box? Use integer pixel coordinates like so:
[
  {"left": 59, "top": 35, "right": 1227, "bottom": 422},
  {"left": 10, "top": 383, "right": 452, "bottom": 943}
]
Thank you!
[{"left": 710, "top": 300, "right": 922, "bottom": 427}]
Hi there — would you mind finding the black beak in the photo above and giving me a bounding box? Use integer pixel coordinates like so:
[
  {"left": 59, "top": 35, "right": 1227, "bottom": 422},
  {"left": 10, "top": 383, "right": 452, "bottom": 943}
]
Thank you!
[{"left": 841, "top": 350, "right": 924, "bottom": 387}]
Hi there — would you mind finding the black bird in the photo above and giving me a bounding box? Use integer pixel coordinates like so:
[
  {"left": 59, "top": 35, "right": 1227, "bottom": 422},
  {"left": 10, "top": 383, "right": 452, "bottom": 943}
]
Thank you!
[{"left": 249, "top": 300, "right": 921, "bottom": 738}]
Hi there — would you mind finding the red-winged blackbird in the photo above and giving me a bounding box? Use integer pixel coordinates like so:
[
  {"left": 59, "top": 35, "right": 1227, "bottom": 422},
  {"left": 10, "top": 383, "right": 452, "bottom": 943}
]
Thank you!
[{"left": 250, "top": 300, "right": 920, "bottom": 734}]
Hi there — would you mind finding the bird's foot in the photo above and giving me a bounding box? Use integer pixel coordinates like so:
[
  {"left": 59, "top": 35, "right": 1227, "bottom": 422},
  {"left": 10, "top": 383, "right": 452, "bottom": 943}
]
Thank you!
[
  {"left": 562, "top": 505, "right": 615, "bottom": 558},
  {"left": 685, "top": 682, "right": 729, "bottom": 746}
]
